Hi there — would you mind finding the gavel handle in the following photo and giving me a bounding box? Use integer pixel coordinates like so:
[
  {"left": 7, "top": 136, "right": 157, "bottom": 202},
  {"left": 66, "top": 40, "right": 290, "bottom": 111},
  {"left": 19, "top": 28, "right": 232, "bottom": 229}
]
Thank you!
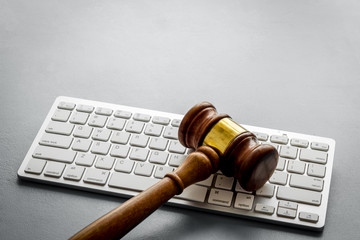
[{"left": 69, "top": 146, "right": 220, "bottom": 240}]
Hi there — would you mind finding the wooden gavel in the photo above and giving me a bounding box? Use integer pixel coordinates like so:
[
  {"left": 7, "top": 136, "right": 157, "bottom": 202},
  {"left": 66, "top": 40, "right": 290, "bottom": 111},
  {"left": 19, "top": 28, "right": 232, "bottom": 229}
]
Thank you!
[{"left": 70, "top": 102, "right": 279, "bottom": 240}]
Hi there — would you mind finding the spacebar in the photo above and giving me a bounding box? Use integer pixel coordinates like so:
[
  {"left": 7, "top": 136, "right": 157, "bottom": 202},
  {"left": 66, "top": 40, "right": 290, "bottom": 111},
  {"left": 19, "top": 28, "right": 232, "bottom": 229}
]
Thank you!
[{"left": 108, "top": 172, "right": 207, "bottom": 202}]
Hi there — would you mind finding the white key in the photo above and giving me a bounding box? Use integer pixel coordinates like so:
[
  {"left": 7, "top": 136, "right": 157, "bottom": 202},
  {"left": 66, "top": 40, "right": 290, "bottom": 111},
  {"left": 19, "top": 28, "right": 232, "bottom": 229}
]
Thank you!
[
  {"left": 171, "top": 119, "right": 181, "bottom": 127},
  {"left": 83, "top": 168, "right": 109, "bottom": 185},
  {"left": 75, "top": 153, "right": 96, "bottom": 166},
  {"left": 253, "top": 132, "right": 268, "bottom": 141},
  {"left": 234, "top": 193, "right": 254, "bottom": 210},
  {"left": 144, "top": 124, "right": 163, "bottom": 137},
  {"left": 208, "top": 188, "right": 233, "bottom": 207},
  {"left": 110, "top": 145, "right": 130, "bottom": 158},
  {"left": 197, "top": 174, "right": 214, "bottom": 187},
  {"left": 152, "top": 116, "right": 170, "bottom": 125},
  {"left": 72, "top": 138, "right": 92, "bottom": 152},
  {"left": 129, "top": 148, "right": 149, "bottom": 161},
  {"left": 287, "top": 160, "right": 306, "bottom": 174},
  {"left": 114, "top": 159, "right": 135, "bottom": 173},
  {"left": 311, "top": 142, "right": 329, "bottom": 152},
  {"left": 215, "top": 175, "right": 234, "bottom": 190},
  {"left": 106, "top": 117, "right": 126, "bottom": 130},
  {"left": 277, "top": 207, "right": 297, "bottom": 218},
  {"left": 149, "top": 151, "right": 168, "bottom": 165},
  {"left": 58, "top": 101, "right": 75, "bottom": 110},
  {"left": 278, "top": 200, "right": 298, "bottom": 210},
  {"left": 168, "top": 154, "right": 186, "bottom": 167},
  {"left": 91, "top": 141, "right": 111, "bottom": 155},
  {"left": 235, "top": 182, "right": 253, "bottom": 194},
  {"left": 300, "top": 149, "right": 327, "bottom": 164},
  {"left": 176, "top": 184, "right": 207, "bottom": 203},
  {"left": 95, "top": 156, "right": 115, "bottom": 170},
  {"left": 69, "top": 112, "right": 89, "bottom": 124},
  {"left": 290, "top": 138, "right": 309, "bottom": 148},
  {"left": 299, "top": 212, "right": 319, "bottom": 223},
  {"left": 307, "top": 163, "right": 326, "bottom": 178},
  {"left": 46, "top": 121, "right": 74, "bottom": 136},
  {"left": 95, "top": 107, "right": 113, "bottom": 116},
  {"left": 277, "top": 186, "right": 322, "bottom": 206},
  {"left": 33, "top": 146, "right": 76, "bottom": 163},
  {"left": 279, "top": 145, "right": 298, "bottom": 159},
  {"left": 76, "top": 104, "right": 94, "bottom": 113},
  {"left": 276, "top": 157, "right": 286, "bottom": 171},
  {"left": 63, "top": 166, "right": 85, "bottom": 181},
  {"left": 269, "top": 171, "right": 288, "bottom": 185},
  {"left": 125, "top": 120, "right": 144, "bottom": 133},
  {"left": 149, "top": 138, "right": 168, "bottom": 151},
  {"left": 88, "top": 115, "right": 107, "bottom": 127},
  {"left": 73, "top": 125, "right": 93, "bottom": 138},
  {"left": 110, "top": 131, "right": 130, "bottom": 144},
  {"left": 24, "top": 158, "right": 46, "bottom": 174},
  {"left": 44, "top": 162, "right": 65, "bottom": 178},
  {"left": 39, "top": 133, "right": 73, "bottom": 149},
  {"left": 130, "top": 135, "right": 149, "bottom": 147},
  {"left": 114, "top": 110, "right": 132, "bottom": 119},
  {"left": 134, "top": 162, "right": 154, "bottom": 176},
  {"left": 163, "top": 126, "right": 178, "bottom": 139},
  {"left": 52, "top": 109, "right": 71, "bottom": 122},
  {"left": 255, "top": 204, "right": 275, "bottom": 215},
  {"left": 290, "top": 175, "right": 324, "bottom": 192},
  {"left": 154, "top": 166, "right": 174, "bottom": 179},
  {"left": 133, "top": 113, "right": 151, "bottom": 122},
  {"left": 270, "top": 135, "right": 288, "bottom": 144},
  {"left": 256, "top": 184, "right": 275, "bottom": 197},
  {"left": 168, "top": 141, "right": 186, "bottom": 154},
  {"left": 92, "top": 128, "right": 112, "bottom": 141}
]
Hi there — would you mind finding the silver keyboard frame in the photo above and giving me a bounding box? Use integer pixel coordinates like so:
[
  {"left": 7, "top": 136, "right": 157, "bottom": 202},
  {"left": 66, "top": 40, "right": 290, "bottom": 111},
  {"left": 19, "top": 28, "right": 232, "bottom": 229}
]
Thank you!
[{"left": 18, "top": 96, "right": 336, "bottom": 231}]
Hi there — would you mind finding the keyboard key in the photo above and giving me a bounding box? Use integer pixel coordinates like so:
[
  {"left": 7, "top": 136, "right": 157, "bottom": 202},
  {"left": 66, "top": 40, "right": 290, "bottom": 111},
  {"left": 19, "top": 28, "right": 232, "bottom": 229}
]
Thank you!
[
  {"left": 95, "top": 156, "right": 115, "bottom": 170},
  {"left": 276, "top": 157, "right": 286, "bottom": 171},
  {"left": 290, "top": 138, "right": 309, "bottom": 148},
  {"left": 91, "top": 141, "right": 111, "bottom": 155},
  {"left": 277, "top": 186, "right": 322, "bottom": 206},
  {"left": 44, "top": 161, "right": 65, "bottom": 178},
  {"left": 149, "top": 151, "right": 168, "bottom": 165},
  {"left": 299, "top": 212, "right": 319, "bottom": 223},
  {"left": 168, "top": 154, "right": 186, "bottom": 167},
  {"left": 279, "top": 145, "right": 298, "bottom": 159},
  {"left": 110, "top": 145, "right": 130, "bottom": 158},
  {"left": 52, "top": 109, "right": 71, "bottom": 122},
  {"left": 24, "top": 158, "right": 46, "bottom": 174},
  {"left": 163, "top": 126, "right": 178, "bottom": 139},
  {"left": 130, "top": 135, "right": 149, "bottom": 147},
  {"left": 154, "top": 166, "right": 173, "bottom": 179},
  {"left": 134, "top": 162, "right": 154, "bottom": 176},
  {"left": 300, "top": 149, "right": 328, "bottom": 164},
  {"left": 63, "top": 166, "right": 85, "bottom": 181},
  {"left": 129, "top": 148, "right": 149, "bottom": 161},
  {"left": 176, "top": 185, "right": 207, "bottom": 203},
  {"left": 58, "top": 101, "right": 75, "bottom": 110},
  {"left": 152, "top": 116, "right": 170, "bottom": 125},
  {"left": 95, "top": 107, "right": 113, "bottom": 116},
  {"left": 88, "top": 115, "right": 107, "bottom": 127},
  {"left": 39, "top": 133, "right": 73, "bottom": 149},
  {"left": 83, "top": 168, "right": 109, "bottom": 185},
  {"left": 168, "top": 141, "right": 186, "bottom": 154},
  {"left": 69, "top": 112, "right": 89, "bottom": 125},
  {"left": 235, "top": 182, "right": 252, "bottom": 194},
  {"left": 73, "top": 125, "right": 93, "bottom": 138},
  {"left": 76, "top": 104, "right": 94, "bottom": 113},
  {"left": 287, "top": 160, "right": 306, "bottom": 174},
  {"left": 75, "top": 153, "right": 96, "bottom": 167},
  {"left": 253, "top": 132, "right": 268, "bottom": 141},
  {"left": 234, "top": 193, "right": 254, "bottom": 210},
  {"left": 255, "top": 204, "right": 275, "bottom": 215},
  {"left": 111, "top": 131, "right": 130, "bottom": 144},
  {"left": 311, "top": 142, "right": 329, "bottom": 152},
  {"left": 171, "top": 119, "right": 181, "bottom": 127},
  {"left": 114, "top": 110, "right": 132, "bottom": 119},
  {"left": 144, "top": 124, "right": 163, "bottom": 137},
  {"left": 133, "top": 113, "right": 151, "bottom": 122},
  {"left": 308, "top": 163, "right": 326, "bottom": 178},
  {"left": 269, "top": 171, "right": 288, "bottom": 185},
  {"left": 277, "top": 207, "right": 296, "bottom": 219},
  {"left": 106, "top": 118, "right": 126, "bottom": 131},
  {"left": 33, "top": 146, "right": 76, "bottom": 163},
  {"left": 208, "top": 188, "right": 233, "bottom": 207},
  {"left": 215, "top": 175, "right": 234, "bottom": 190},
  {"left": 114, "top": 159, "right": 135, "bottom": 173},
  {"left": 72, "top": 138, "right": 92, "bottom": 152},
  {"left": 278, "top": 200, "right": 298, "bottom": 210},
  {"left": 46, "top": 121, "right": 74, "bottom": 136},
  {"left": 149, "top": 138, "right": 168, "bottom": 151},
  {"left": 270, "top": 135, "right": 288, "bottom": 144},
  {"left": 256, "top": 184, "right": 275, "bottom": 197},
  {"left": 126, "top": 120, "right": 144, "bottom": 133},
  {"left": 109, "top": 172, "right": 159, "bottom": 191},
  {"left": 289, "top": 175, "right": 324, "bottom": 192},
  {"left": 92, "top": 129, "right": 112, "bottom": 141}
]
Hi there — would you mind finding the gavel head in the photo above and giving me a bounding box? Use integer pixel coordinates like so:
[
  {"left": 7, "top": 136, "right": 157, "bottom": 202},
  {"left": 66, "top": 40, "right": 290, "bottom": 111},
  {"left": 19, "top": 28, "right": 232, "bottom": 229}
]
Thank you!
[{"left": 179, "top": 102, "right": 278, "bottom": 191}]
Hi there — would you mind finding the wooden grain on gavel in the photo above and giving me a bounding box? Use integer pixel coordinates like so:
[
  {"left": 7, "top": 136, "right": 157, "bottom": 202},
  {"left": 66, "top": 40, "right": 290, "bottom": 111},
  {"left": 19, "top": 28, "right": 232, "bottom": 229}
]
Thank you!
[{"left": 70, "top": 102, "right": 279, "bottom": 240}]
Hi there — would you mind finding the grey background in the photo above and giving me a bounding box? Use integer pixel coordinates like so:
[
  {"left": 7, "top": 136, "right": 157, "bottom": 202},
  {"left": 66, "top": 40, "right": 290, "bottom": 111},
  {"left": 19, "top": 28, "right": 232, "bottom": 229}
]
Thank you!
[{"left": 1, "top": 0, "right": 359, "bottom": 239}]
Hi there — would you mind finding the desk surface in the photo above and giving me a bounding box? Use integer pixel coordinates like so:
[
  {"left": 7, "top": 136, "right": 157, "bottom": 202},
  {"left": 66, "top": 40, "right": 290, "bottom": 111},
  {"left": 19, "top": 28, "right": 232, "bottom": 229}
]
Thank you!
[{"left": 1, "top": 0, "right": 360, "bottom": 239}]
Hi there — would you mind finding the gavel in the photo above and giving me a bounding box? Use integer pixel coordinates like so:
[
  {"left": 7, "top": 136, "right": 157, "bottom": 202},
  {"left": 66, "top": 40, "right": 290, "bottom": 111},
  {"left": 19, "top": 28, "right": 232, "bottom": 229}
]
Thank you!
[{"left": 70, "top": 102, "right": 279, "bottom": 240}]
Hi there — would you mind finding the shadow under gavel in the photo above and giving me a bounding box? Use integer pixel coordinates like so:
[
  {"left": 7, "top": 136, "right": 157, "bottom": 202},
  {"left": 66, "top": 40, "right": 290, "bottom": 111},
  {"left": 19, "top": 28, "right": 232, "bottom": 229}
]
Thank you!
[{"left": 70, "top": 102, "right": 279, "bottom": 240}]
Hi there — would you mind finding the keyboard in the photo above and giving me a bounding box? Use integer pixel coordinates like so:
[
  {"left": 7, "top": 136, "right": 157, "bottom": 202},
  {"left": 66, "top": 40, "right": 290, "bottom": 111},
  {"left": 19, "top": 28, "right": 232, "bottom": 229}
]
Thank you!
[{"left": 18, "top": 96, "right": 336, "bottom": 231}]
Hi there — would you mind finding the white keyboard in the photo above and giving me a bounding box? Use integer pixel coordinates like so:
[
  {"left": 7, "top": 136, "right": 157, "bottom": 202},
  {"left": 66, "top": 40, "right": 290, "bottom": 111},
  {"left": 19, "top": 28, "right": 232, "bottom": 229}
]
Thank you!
[{"left": 18, "top": 96, "right": 336, "bottom": 231}]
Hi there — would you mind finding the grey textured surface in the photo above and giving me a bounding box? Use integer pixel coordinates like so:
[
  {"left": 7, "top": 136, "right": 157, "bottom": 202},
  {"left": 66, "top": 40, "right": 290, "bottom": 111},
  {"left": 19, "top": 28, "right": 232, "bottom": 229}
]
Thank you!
[{"left": 1, "top": 0, "right": 360, "bottom": 239}]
